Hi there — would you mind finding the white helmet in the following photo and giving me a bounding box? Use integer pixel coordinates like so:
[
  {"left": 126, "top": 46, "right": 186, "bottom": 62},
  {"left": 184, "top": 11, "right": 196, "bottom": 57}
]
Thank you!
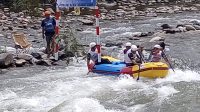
[
  {"left": 125, "top": 42, "right": 132, "bottom": 47},
  {"left": 131, "top": 45, "right": 138, "bottom": 51},
  {"left": 154, "top": 44, "right": 161, "bottom": 49},
  {"left": 89, "top": 42, "right": 96, "bottom": 48}
]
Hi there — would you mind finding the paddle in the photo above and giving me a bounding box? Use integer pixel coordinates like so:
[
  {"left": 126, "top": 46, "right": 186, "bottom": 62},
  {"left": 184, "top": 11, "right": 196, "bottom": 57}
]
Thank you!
[
  {"left": 137, "top": 64, "right": 141, "bottom": 81},
  {"left": 136, "top": 50, "right": 143, "bottom": 81},
  {"left": 162, "top": 51, "right": 175, "bottom": 72}
]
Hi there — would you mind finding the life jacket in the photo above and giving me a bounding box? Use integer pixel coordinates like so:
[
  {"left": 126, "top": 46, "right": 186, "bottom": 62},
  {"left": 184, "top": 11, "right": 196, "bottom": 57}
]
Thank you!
[
  {"left": 88, "top": 49, "right": 98, "bottom": 63},
  {"left": 151, "top": 51, "right": 162, "bottom": 62},
  {"left": 44, "top": 18, "right": 55, "bottom": 32},
  {"left": 124, "top": 49, "right": 137, "bottom": 64},
  {"left": 123, "top": 48, "right": 130, "bottom": 63}
]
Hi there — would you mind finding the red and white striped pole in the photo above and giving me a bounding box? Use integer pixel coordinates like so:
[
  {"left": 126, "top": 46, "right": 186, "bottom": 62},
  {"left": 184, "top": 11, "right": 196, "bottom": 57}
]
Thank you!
[
  {"left": 95, "top": 6, "right": 101, "bottom": 63},
  {"left": 54, "top": 5, "right": 60, "bottom": 60}
]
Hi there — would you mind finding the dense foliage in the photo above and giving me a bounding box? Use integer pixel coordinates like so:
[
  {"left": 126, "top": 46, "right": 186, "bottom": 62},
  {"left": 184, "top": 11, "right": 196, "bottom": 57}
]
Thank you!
[{"left": 0, "top": 0, "right": 56, "bottom": 16}]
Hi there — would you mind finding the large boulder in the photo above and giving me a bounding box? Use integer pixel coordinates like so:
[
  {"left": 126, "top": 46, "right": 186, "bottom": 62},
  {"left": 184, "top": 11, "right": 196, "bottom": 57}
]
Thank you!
[
  {"left": 185, "top": 25, "right": 196, "bottom": 31},
  {"left": 161, "top": 24, "right": 172, "bottom": 29},
  {"left": 35, "top": 59, "right": 52, "bottom": 66},
  {"left": 16, "top": 54, "right": 33, "bottom": 61},
  {"left": 15, "top": 59, "right": 26, "bottom": 67},
  {"left": 78, "top": 19, "right": 94, "bottom": 25},
  {"left": 149, "top": 36, "right": 164, "bottom": 42},
  {"left": 177, "top": 26, "right": 187, "bottom": 32},
  {"left": 193, "top": 25, "right": 200, "bottom": 30},
  {"left": 31, "top": 53, "right": 42, "bottom": 59},
  {"left": 0, "top": 53, "right": 14, "bottom": 68}
]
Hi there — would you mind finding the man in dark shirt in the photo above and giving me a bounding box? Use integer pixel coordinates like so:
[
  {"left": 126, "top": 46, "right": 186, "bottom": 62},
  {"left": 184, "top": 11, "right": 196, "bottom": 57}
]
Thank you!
[{"left": 41, "top": 10, "right": 56, "bottom": 58}]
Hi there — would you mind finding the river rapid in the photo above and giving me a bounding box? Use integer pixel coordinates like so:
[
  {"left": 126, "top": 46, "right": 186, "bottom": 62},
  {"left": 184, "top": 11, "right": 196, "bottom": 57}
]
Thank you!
[{"left": 1, "top": 12, "right": 200, "bottom": 112}]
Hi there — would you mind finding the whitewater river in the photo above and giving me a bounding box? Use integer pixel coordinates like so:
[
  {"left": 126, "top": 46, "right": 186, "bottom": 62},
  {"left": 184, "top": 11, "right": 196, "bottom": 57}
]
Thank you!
[{"left": 1, "top": 12, "right": 200, "bottom": 112}]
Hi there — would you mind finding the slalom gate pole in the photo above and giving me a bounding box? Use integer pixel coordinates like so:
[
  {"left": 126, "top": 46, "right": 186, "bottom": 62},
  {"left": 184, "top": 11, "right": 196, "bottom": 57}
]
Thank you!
[
  {"left": 54, "top": 4, "right": 60, "bottom": 60},
  {"left": 95, "top": 6, "right": 101, "bottom": 63}
]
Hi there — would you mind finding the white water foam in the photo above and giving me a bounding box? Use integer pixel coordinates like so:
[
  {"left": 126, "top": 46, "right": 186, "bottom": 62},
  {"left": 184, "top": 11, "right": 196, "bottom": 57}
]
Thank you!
[
  {"left": 128, "top": 104, "right": 146, "bottom": 112},
  {"left": 60, "top": 98, "right": 122, "bottom": 112},
  {"left": 157, "top": 86, "right": 179, "bottom": 98},
  {"left": 149, "top": 17, "right": 171, "bottom": 21},
  {"left": 1, "top": 62, "right": 199, "bottom": 112},
  {"left": 156, "top": 69, "right": 200, "bottom": 84},
  {"left": 82, "top": 27, "right": 134, "bottom": 35}
]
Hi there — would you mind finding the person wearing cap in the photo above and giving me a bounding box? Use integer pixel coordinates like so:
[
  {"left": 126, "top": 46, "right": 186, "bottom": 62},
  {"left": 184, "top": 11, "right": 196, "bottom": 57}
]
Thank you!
[
  {"left": 87, "top": 42, "right": 111, "bottom": 71},
  {"left": 150, "top": 44, "right": 163, "bottom": 62},
  {"left": 41, "top": 10, "right": 56, "bottom": 58},
  {"left": 87, "top": 42, "right": 98, "bottom": 65},
  {"left": 123, "top": 42, "right": 132, "bottom": 63},
  {"left": 125, "top": 45, "right": 141, "bottom": 66}
]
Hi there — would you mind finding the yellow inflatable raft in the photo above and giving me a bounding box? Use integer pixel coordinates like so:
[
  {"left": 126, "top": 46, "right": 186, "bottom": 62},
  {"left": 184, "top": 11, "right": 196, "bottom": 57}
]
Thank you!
[
  {"left": 90, "top": 56, "right": 169, "bottom": 78},
  {"left": 131, "top": 62, "right": 169, "bottom": 78}
]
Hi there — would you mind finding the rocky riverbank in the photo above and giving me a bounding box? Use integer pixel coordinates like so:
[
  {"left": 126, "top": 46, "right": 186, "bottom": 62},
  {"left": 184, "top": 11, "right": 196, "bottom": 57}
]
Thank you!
[{"left": 1, "top": 1, "right": 200, "bottom": 71}]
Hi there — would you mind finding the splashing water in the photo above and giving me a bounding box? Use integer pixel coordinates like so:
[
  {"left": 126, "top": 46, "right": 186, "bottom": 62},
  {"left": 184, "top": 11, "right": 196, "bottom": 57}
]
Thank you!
[{"left": 1, "top": 59, "right": 200, "bottom": 112}]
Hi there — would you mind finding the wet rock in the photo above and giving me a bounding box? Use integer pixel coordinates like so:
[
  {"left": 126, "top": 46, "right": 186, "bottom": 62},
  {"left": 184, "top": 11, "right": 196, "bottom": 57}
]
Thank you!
[
  {"left": 140, "top": 32, "right": 154, "bottom": 37},
  {"left": 161, "top": 24, "right": 172, "bottom": 29},
  {"left": 189, "top": 19, "right": 200, "bottom": 26},
  {"left": 149, "top": 36, "right": 164, "bottom": 42},
  {"left": 133, "top": 37, "right": 140, "bottom": 40},
  {"left": 17, "top": 54, "right": 33, "bottom": 61},
  {"left": 4, "top": 8, "right": 10, "bottom": 12},
  {"left": 193, "top": 25, "right": 200, "bottom": 30},
  {"left": 185, "top": 25, "right": 196, "bottom": 31},
  {"left": 0, "top": 34, "right": 4, "bottom": 37},
  {"left": 0, "top": 53, "right": 14, "bottom": 68},
  {"left": 1, "top": 15, "right": 7, "bottom": 20},
  {"left": 58, "top": 51, "right": 67, "bottom": 60},
  {"left": 76, "top": 28, "right": 83, "bottom": 31},
  {"left": 78, "top": 19, "right": 94, "bottom": 26},
  {"left": 8, "top": 26, "right": 13, "bottom": 30},
  {"left": 42, "top": 60, "right": 52, "bottom": 66},
  {"left": 15, "top": 59, "right": 26, "bottom": 67},
  {"left": 177, "top": 26, "right": 187, "bottom": 32},
  {"left": 31, "top": 53, "right": 42, "bottom": 59},
  {"left": 164, "top": 29, "right": 178, "bottom": 34},
  {"left": 156, "top": 6, "right": 171, "bottom": 13},
  {"left": 30, "top": 25, "right": 40, "bottom": 30},
  {"left": 176, "top": 24, "right": 185, "bottom": 28},
  {"left": 132, "top": 32, "right": 142, "bottom": 37},
  {"left": 128, "top": 37, "right": 134, "bottom": 40},
  {"left": 146, "top": 12, "right": 157, "bottom": 17},
  {"left": 116, "top": 43, "right": 123, "bottom": 48}
]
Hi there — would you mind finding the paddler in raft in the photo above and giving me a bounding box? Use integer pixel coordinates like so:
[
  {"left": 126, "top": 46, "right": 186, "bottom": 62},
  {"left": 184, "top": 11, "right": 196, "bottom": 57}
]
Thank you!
[
  {"left": 87, "top": 42, "right": 111, "bottom": 71},
  {"left": 124, "top": 45, "right": 141, "bottom": 67},
  {"left": 123, "top": 42, "right": 132, "bottom": 63},
  {"left": 149, "top": 44, "right": 169, "bottom": 62}
]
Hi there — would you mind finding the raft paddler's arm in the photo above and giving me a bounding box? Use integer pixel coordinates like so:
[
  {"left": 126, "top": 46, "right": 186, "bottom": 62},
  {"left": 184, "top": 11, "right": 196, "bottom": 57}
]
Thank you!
[
  {"left": 87, "top": 53, "right": 91, "bottom": 66},
  {"left": 131, "top": 60, "right": 141, "bottom": 65}
]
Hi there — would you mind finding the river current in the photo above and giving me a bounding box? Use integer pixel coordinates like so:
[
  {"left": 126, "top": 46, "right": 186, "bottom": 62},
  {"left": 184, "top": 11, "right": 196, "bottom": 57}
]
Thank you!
[{"left": 1, "top": 12, "right": 200, "bottom": 112}]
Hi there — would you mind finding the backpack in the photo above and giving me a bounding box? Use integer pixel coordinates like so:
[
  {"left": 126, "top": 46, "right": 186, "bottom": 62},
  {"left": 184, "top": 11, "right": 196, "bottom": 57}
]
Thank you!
[{"left": 44, "top": 18, "right": 55, "bottom": 32}]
